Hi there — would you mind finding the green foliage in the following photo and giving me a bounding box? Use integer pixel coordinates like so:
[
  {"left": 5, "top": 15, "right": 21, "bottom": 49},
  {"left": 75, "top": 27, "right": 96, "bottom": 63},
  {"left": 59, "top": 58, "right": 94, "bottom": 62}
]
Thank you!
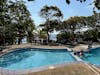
[
  {"left": 0, "top": 0, "right": 35, "bottom": 45},
  {"left": 84, "top": 30, "right": 97, "bottom": 38},
  {"left": 61, "top": 13, "right": 100, "bottom": 32},
  {"left": 38, "top": 30, "right": 47, "bottom": 39},
  {"left": 66, "top": 0, "right": 70, "bottom": 4},
  {"left": 98, "top": 32, "right": 100, "bottom": 38},
  {"left": 39, "top": 5, "right": 63, "bottom": 20},
  {"left": 61, "top": 16, "right": 86, "bottom": 40},
  {"left": 40, "top": 20, "right": 60, "bottom": 33},
  {"left": 94, "top": 0, "right": 100, "bottom": 10},
  {"left": 28, "top": 0, "right": 34, "bottom": 1},
  {"left": 57, "top": 31, "right": 72, "bottom": 44},
  {"left": 39, "top": 5, "right": 63, "bottom": 42},
  {"left": 86, "top": 13, "right": 100, "bottom": 28},
  {"left": 57, "top": 13, "right": 100, "bottom": 43},
  {"left": 83, "top": 30, "right": 98, "bottom": 41},
  {"left": 32, "top": 29, "right": 47, "bottom": 43},
  {"left": 65, "top": 0, "right": 100, "bottom": 10}
]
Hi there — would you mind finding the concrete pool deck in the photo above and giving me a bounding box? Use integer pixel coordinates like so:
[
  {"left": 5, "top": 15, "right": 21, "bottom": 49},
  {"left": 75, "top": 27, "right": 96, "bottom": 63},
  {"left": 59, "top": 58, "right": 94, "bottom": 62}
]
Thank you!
[
  {"left": 70, "top": 44, "right": 100, "bottom": 52},
  {"left": 0, "top": 62, "right": 100, "bottom": 75},
  {"left": 27, "top": 63, "right": 100, "bottom": 75},
  {"left": 0, "top": 62, "right": 99, "bottom": 75},
  {"left": 1, "top": 44, "right": 68, "bottom": 53},
  {"left": 2, "top": 43, "right": 100, "bottom": 53}
]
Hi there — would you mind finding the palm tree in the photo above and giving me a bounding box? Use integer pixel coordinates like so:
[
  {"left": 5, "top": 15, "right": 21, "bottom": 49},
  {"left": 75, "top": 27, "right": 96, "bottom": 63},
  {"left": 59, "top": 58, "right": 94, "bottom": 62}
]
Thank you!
[
  {"left": 32, "top": 28, "right": 47, "bottom": 44},
  {"left": 33, "top": 27, "right": 47, "bottom": 39},
  {"left": 39, "top": 5, "right": 63, "bottom": 43}
]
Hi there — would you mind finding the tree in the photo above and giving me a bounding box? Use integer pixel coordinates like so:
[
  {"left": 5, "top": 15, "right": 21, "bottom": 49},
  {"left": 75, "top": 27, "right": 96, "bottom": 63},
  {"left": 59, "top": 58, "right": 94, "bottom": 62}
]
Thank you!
[
  {"left": 8, "top": 0, "right": 35, "bottom": 44},
  {"left": 39, "top": 5, "right": 63, "bottom": 43},
  {"left": 57, "top": 31, "right": 72, "bottom": 44},
  {"left": 62, "top": 16, "right": 87, "bottom": 41},
  {"left": 0, "top": 0, "right": 13, "bottom": 45},
  {"left": 34, "top": 29, "right": 47, "bottom": 39},
  {"left": 0, "top": 0, "right": 35, "bottom": 45},
  {"left": 25, "top": 18, "right": 35, "bottom": 43},
  {"left": 83, "top": 30, "right": 98, "bottom": 42},
  {"left": 66, "top": 0, "right": 100, "bottom": 10},
  {"left": 28, "top": 0, "right": 34, "bottom": 1},
  {"left": 86, "top": 13, "right": 100, "bottom": 30},
  {"left": 59, "top": 13, "right": 100, "bottom": 43}
]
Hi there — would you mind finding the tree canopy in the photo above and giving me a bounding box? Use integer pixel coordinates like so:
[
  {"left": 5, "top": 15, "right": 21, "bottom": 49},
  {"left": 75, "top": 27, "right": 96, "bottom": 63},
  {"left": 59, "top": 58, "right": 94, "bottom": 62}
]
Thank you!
[
  {"left": 57, "top": 13, "right": 100, "bottom": 44},
  {"left": 39, "top": 5, "right": 63, "bottom": 42},
  {"left": 0, "top": 0, "right": 35, "bottom": 45}
]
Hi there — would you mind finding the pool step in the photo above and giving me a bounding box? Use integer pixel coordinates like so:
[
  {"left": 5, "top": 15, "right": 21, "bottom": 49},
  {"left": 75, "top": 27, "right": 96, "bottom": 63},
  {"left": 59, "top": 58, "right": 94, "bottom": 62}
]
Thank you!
[
  {"left": 91, "top": 65, "right": 100, "bottom": 74},
  {"left": 70, "top": 52, "right": 83, "bottom": 61},
  {"left": 84, "top": 63, "right": 100, "bottom": 75},
  {"left": 70, "top": 51, "right": 100, "bottom": 75}
]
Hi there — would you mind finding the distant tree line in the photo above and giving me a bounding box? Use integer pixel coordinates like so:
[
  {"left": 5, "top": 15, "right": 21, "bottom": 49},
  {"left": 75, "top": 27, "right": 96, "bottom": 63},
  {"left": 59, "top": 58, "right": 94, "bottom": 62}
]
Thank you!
[
  {"left": 57, "top": 13, "right": 100, "bottom": 44},
  {"left": 38, "top": 5, "right": 100, "bottom": 44}
]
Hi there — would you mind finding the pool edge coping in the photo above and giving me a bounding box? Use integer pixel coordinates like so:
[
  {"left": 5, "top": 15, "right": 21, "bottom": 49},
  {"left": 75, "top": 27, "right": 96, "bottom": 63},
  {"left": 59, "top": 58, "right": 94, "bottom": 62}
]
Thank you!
[
  {"left": 0, "top": 47, "right": 75, "bottom": 74},
  {"left": 70, "top": 47, "right": 100, "bottom": 75},
  {"left": 0, "top": 62, "right": 83, "bottom": 75}
]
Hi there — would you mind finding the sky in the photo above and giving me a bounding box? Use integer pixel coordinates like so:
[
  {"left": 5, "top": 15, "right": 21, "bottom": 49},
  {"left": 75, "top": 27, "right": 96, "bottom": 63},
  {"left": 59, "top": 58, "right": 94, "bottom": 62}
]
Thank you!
[
  {"left": 24, "top": 0, "right": 100, "bottom": 26},
  {"left": 22, "top": 0, "right": 100, "bottom": 40}
]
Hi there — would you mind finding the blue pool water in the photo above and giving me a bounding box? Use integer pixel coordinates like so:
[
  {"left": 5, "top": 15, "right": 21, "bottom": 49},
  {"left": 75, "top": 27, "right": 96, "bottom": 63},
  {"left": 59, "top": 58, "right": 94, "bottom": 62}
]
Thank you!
[
  {"left": 0, "top": 48, "right": 75, "bottom": 70},
  {"left": 82, "top": 48, "right": 100, "bottom": 66}
]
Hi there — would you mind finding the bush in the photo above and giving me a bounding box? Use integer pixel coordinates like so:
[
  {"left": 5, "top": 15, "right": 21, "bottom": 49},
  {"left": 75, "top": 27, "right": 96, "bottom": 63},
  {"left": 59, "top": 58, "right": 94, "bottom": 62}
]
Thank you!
[{"left": 57, "top": 32, "right": 72, "bottom": 44}]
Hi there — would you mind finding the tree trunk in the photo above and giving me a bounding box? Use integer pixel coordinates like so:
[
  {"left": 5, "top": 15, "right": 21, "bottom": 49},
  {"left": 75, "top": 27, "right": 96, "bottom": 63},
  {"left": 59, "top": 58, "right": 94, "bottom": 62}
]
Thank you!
[
  {"left": 18, "top": 38, "right": 21, "bottom": 44},
  {"left": 46, "top": 19, "right": 50, "bottom": 44},
  {"left": 47, "top": 31, "right": 50, "bottom": 43},
  {"left": 72, "top": 30, "right": 75, "bottom": 41}
]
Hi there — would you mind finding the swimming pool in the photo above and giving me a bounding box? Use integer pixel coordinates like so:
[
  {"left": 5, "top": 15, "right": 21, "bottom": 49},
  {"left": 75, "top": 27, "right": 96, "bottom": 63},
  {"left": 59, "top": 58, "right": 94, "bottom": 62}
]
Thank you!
[
  {"left": 81, "top": 47, "right": 100, "bottom": 66},
  {"left": 0, "top": 48, "right": 75, "bottom": 70}
]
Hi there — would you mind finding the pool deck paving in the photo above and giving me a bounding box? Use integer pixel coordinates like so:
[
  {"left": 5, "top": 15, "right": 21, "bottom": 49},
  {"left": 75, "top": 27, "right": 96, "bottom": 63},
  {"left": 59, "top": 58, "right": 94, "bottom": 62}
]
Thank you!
[
  {"left": 70, "top": 43, "right": 100, "bottom": 52},
  {"left": 25, "top": 63, "right": 100, "bottom": 75},
  {"left": 0, "top": 62, "right": 100, "bottom": 75},
  {"left": 0, "top": 43, "right": 100, "bottom": 75},
  {"left": 2, "top": 43, "right": 100, "bottom": 53},
  {"left": 0, "top": 44, "right": 70, "bottom": 56}
]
